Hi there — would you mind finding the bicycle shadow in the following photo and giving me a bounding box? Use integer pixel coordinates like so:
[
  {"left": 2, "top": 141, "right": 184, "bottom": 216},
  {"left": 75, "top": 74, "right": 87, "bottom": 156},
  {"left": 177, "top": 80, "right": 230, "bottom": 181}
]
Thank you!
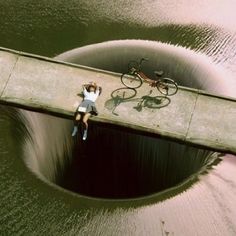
[{"left": 105, "top": 87, "right": 171, "bottom": 116}]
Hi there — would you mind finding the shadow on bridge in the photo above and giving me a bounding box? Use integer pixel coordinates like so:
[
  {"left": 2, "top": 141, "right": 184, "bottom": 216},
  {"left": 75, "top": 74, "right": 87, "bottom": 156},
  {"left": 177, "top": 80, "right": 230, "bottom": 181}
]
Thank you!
[{"left": 105, "top": 87, "right": 171, "bottom": 116}]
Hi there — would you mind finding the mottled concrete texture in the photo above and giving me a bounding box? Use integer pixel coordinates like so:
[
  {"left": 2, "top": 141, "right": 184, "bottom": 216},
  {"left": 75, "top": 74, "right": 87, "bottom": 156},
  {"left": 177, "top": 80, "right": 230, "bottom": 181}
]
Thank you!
[
  {"left": 0, "top": 51, "right": 18, "bottom": 95},
  {"left": 0, "top": 47, "right": 235, "bottom": 154}
]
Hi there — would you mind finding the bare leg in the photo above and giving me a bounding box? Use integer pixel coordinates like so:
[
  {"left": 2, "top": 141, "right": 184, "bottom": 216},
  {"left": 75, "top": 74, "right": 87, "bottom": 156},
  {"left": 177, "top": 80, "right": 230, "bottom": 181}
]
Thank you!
[
  {"left": 82, "top": 113, "right": 91, "bottom": 130},
  {"left": 75, "top": 113, "right": 82, "bottom": 121},
  {"left": 72, "top": 113, "right": 82, "bottom": 137},
  {"left": 82, "top": 113, "right": 91, "bottom": 140}
]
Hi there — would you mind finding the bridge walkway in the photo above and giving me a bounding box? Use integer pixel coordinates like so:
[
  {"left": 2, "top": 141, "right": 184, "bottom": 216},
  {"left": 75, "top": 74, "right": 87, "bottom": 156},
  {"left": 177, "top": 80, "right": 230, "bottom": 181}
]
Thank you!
[{"left": 0, "top": 47, "right": 236, "bottom": 154}]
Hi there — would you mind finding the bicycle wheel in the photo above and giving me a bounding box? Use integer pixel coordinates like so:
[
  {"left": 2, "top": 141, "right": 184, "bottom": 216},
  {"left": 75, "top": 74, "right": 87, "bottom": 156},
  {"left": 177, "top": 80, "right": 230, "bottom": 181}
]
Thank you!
[
  {"left": 111, "top": 87, "right": 137, "bottom": 100},
  {"left": 157, "top": 78, "right": 178, "bottom": 96},
  {"left": 144, "top": 96, "right": 171, "bottom": 109},
  {"left": 121, "top": 73, "right": 142, "bottom": 89}
]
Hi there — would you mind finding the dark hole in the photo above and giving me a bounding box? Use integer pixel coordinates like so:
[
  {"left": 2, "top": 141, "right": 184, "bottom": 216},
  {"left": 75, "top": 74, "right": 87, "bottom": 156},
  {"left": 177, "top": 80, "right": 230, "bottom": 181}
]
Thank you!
[{"left": 60, "top": 124, "right": 214, "bottom": 199}]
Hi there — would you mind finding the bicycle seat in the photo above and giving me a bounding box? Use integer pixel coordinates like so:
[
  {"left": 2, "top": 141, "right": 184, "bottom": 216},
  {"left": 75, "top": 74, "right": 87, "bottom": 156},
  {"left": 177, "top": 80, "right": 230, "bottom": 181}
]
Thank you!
[{"left": 154, "top": 71, "right": 164, "bottom": 77}]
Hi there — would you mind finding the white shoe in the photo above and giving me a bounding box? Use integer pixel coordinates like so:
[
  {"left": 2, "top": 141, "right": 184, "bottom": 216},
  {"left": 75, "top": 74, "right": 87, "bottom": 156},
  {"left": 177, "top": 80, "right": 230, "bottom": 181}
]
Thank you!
[
  {"left": 71, "top": 126, "right": 78, "bottom": 137},
  {"left": 82, "top": 129, "right": 88, "bottom": 140}
]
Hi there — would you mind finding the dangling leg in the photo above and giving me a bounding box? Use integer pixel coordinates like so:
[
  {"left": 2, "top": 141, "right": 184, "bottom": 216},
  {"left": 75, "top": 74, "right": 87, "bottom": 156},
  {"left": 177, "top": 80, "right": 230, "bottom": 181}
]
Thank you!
[
  {"left": 82, "top": 113, "right": 91, "bottom": 140},
  {"left": 72, "top": 113, "right": 81, "bottom": 137}
]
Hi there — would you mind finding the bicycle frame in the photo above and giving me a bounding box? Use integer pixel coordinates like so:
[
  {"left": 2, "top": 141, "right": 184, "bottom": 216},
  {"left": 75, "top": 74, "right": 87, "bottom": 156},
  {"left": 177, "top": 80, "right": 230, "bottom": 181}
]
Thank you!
[
  {"left": 136, "top": 71, "right": 154, "bottom": 85},
  {"left": 129, "top": 58, "right": 156, "bottom": 86},
  {"left": 123, "top": 58, "right": 178, "bottom": 95}
]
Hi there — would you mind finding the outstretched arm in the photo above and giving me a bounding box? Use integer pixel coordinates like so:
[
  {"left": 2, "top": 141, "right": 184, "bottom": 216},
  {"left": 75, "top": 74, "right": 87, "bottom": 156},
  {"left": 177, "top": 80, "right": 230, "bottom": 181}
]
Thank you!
[
  {"left": 82, "top": 84, "right": 89, "bottom": 96},
  {"left": 82, "top": 84, "right": 90, "bottom": 89}
]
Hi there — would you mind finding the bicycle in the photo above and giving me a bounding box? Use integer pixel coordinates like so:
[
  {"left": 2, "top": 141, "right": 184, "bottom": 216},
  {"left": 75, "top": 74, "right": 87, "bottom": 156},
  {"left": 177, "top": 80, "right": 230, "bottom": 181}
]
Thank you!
[{"left": 121, "top": 58, "right": 178, "bottom": 96}]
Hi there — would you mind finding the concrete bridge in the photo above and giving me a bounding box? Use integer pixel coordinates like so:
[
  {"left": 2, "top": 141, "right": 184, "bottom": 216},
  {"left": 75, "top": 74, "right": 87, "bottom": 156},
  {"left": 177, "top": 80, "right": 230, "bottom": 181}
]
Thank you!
[{"left": 0, "top": 47, "right": 236, "bottom": 154}]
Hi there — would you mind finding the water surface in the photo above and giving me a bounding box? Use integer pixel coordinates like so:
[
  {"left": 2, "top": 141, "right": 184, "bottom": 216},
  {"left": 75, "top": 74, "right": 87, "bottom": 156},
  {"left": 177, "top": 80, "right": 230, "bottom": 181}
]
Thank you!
[{"left": 0, "top": 1, "right": 236, "bottom": 235}]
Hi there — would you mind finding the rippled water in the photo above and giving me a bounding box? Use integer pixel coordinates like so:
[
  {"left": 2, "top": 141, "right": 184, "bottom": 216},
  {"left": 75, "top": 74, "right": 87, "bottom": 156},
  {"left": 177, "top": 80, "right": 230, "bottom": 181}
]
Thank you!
[{"left": 1, "top": 1, "right": 236, "bottom": 235}]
